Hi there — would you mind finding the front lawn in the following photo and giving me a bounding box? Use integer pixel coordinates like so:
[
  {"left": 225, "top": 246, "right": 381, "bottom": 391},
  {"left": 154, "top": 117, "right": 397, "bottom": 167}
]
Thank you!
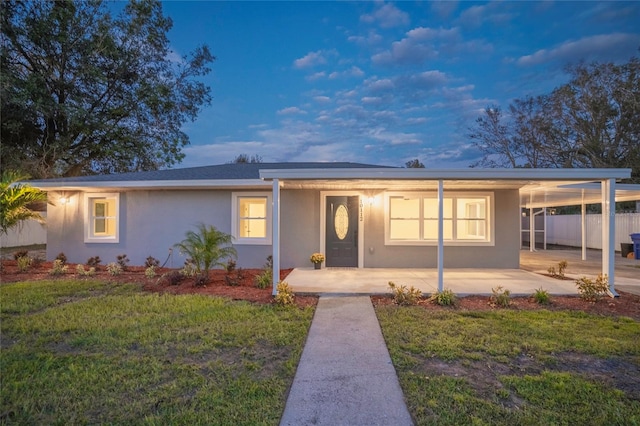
[
  {"left": 1, "top": 280, "right": 314, "bottom": 425},
  {"left": 376, "top": 306, "right": 640, "bottom": 425}
]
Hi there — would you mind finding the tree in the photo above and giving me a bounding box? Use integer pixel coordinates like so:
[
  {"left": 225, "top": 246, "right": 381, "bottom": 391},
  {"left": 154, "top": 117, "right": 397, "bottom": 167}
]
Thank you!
[
  {"left": 469, "top": 57, "right": 640, "bottom": 182},
  {"left": 0, "top": 171, "right": 47, "bottom": 235},
  {"left": 0, "top": 0, "right": 214, "bottom": 178},
  {"left": 404, "top": 158, "right": 425, "bottom": 168},
  {"left": 174, "top": 224, "right": 237, "bottom": 276},
  {"left": 232, "top": 154, "right": 263, "bottom": 164}
]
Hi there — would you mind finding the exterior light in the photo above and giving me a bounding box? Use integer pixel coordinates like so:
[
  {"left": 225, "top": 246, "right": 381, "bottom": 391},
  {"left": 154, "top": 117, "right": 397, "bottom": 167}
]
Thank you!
[{"left": 59, "top": 196, "right": 68, "bottom": 205}]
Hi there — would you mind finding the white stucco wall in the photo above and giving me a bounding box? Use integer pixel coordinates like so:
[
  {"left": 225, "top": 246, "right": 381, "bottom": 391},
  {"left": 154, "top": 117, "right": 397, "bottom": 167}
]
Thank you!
[{"left": 0, "top": 214, "right": 47, "bottom": 248}]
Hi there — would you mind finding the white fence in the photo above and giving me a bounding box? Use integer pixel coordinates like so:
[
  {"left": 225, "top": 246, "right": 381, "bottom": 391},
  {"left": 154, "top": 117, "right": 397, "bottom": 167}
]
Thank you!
[
  {"left": 539, "top": 213, "right": 640, "bottom": 250},
  {"left": 0, "top": 214, "right": 47, "bottom": 248}
]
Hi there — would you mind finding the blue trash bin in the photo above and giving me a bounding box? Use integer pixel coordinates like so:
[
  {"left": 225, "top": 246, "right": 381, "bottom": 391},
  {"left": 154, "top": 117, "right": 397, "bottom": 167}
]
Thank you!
[{"left": 630, "top": 233, "right": 640, "bottom": 260}]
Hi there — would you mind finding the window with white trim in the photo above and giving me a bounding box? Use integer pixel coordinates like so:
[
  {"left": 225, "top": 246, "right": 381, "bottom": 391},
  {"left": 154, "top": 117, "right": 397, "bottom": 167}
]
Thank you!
[
  {"left": 385, "top": 192, "right": 492, "bottom": 245},
  {"left": 85, "top": 193, "right": 119, "bottom": 243},
  {"left": 232, "top": 192, "right": 272, "bottom": 245}
]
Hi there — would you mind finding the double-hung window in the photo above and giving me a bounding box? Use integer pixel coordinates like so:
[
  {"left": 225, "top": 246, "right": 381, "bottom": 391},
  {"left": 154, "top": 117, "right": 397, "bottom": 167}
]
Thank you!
[
  {"left": 385, "top": 192, "right": 492, "bottom": 245},
  {"left": 232, "top": 192, "right": 272, "bottom": 245},
  {"left": 85, "top": 193, "right": 119, "bottom": 243}
]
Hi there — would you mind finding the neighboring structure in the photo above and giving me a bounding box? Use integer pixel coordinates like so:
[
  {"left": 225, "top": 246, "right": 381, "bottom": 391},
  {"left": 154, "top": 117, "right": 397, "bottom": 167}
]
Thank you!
[{"left": 29, "top": 163, "right": 631, "bottom": 295}]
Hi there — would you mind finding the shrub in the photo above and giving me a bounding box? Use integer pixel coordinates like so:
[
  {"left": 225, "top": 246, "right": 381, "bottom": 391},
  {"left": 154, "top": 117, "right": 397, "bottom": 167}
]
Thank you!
[
  {"left": 144, "top": 256, "right": 160, "bottom": 268},
  {"left": 274, "top": 281, "right": 295, "bottom": 306},
  {"left": 87, "top": 256, "right": 101, "bottom": 269},
  {"left": 225, "top": 267, "right": 245, "bottom": 286},
  {"left": 181, "top": 259, "right": 197, "bottom": 277},
  {"left": 145, "top": 266, "right": 156, "bottom": 279},
  {"left": 548, "top": 260, "right": 568, "bottom": 279},
  {"left": 49, "top": 259, "right": 68, "bottom": 276},
  {"left": 31, "top": 255, "right": 44, "bottom": 268},
  {"left": 76, "top": 264, "right": 96, "bottom": 277},
  {"left": 106, "top": 262, "right": 122, "bottom": 276},
  {"left": 532, "top": 287, "right": 551, "bottom": 304},
  {"left": 491, "top": 286, "right": 511, "bottom": 308},
  {"left": 16, "top": 255, "right": 32, "bottom": 272},
  {"left": 388, "top": 281, "right": 422, "bottom": 306},
  {"left": 575, "top": 274, "right": 608, "bottom": 302},
  {"left": 225, "top": 259, "right": 236, "bottom": 273},
  {"left": 194, "top": 272, "right": 209, "bottom": 287},
  {"left": 116, "top": 254, "right": 130, "bottom": 270},
  {"left": 255, "top": 269, "right": 272, "bottom": 289},
  {"left": 55, "top": 252, "right": 67, "bottom": 265},
  {"left": 162, "top": 270, "right": 185, "bottom": 286},
  {"left": 174, "top": 223, "right": 237, "bottom": 275},
  {"left": 13, "top": 250, "right": 28, "bottom": 260},
  {"left": 430, "top": 288, "right": 457, "bottom": 306}
]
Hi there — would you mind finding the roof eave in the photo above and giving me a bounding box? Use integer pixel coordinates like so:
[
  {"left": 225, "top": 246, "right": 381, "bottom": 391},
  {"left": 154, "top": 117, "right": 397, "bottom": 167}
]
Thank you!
[{"left": 30, "top": 179, "right": 270, "bottom": 191}]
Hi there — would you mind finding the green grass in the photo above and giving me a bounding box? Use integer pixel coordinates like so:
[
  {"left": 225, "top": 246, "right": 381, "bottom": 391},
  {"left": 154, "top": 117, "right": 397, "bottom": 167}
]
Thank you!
[
  {"left": 376, "top": 305, "right": 640, "bottom": 425},
  {"left": 1, "top": 280, "right": 314, "bottom": 425}
]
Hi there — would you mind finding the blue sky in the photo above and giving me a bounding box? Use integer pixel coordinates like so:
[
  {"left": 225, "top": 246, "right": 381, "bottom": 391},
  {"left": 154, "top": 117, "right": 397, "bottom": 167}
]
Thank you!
[{"left": 159, "top": 1, "right": 640, "bottom": 168}]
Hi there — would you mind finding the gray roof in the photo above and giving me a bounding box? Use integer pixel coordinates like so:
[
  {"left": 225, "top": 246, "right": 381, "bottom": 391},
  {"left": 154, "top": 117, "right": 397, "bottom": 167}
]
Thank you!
[{"left": 29, "top": 162, "right": 392, "bottom": 184}]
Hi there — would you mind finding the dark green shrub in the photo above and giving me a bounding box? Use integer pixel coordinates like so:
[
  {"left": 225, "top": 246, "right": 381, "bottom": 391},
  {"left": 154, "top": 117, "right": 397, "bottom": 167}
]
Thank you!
[
  {"left": 174, "top": 223, "right": 237, "bottom": 275},
  {"left": 163, "top": 271, "right": 185, "bottom": 286},
  {"left": 430, "top": 288, "right": 457, "bottom": 306},
  {"left": 532, "top": 287, "right": 551, "bottom": 304},
  {"left": 13, "top": 250, "right": 28, "bottom": 260},
  {"left": 116, "top": 254, "right": 130, "bottom": 270},
  {"left": 194, "top": 272, "right": 209, "bottom": 287},
  {"left": 255, "top": 269, "right": 272, "bottom": 289},
  {"left": 225, "top": 267, "right": 245, "bottom": 286},
  {"left": 55, "top": 252, "right": 67, "bottom": 265},
  {"left": 87, "top": 256, "right": 101, "bottom": 269},
  {"left": 225, "top": 259, "right": 236, "bottom": 273},
  {"left": 144, "top": 256, "right": 160, "bottom": 268}
]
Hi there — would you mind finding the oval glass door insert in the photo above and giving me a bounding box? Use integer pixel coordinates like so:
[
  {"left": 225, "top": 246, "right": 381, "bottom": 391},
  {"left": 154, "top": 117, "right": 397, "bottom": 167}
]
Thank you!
[{"left": 334, "top": 204, "right": 349, "bottom": 240}]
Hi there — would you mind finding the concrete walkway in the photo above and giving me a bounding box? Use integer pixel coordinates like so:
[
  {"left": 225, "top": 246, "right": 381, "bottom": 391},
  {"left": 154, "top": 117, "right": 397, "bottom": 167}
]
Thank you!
[{"left": 280, "top": 295, "right": 413, "bottom": 426}]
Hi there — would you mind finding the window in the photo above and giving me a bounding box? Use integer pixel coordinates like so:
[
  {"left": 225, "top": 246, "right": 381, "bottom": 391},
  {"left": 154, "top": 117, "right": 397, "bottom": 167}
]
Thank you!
[
  {"left": 232, "top": 193, "right": 272, "bottom": 245},
  {"left": 85, "top": 193, "right": 119, "bottom": 243},
  {"left": 385, "top": 192, "right": 492, "bottom": 245}
]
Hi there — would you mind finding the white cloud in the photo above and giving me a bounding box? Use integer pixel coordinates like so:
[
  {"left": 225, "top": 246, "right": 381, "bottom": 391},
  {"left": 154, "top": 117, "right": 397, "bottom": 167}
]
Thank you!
[
  {"left": 277, "top": 107, "right": 307, "bottom": 115},
  {"left": 306, "top": 72, "right": 326, "bottom": 81},
  {"left": 517, "top": 33, "right": 640, "bottom": 67},
  {"left": 328, "top": 66, "right": 365, "bottom": 80},
  {"left": 313, "top": 96, "right": 331, "bottom": 104},
  {"left": 371, "top": 27, "right": 461, "bottom": 66},
  {"left": 347, "top": 30, "right": 384, "bottom": 47},
  {"left": 293, "top": 49, "right": 337, "bottom": 69},
  {"left": 360, "top": 3, "right": 410, "bottom": 28},
  {"left": 457, "top": 3, "right": 515, "bottom": 29}
]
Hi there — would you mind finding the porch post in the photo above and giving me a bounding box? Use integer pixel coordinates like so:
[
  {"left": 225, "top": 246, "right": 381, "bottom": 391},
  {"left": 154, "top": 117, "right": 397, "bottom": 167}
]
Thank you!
[
  {"left": 581, "top": 189, "right": 586, "bottom": 261},
  {"left": 437, "top": 180, "right": 444, "bottom": 292},
  {"left": 601, "top": 178, "right": 617, "bottom": 297},
  {"left": 272, "top": 179, "right": 281, "bottom": 296},
  {"left": 529, "top": 192, "right": 535, "bottom": 252},
  {"left": 543, "top": 207, "right": 547, "bottom": 250}
]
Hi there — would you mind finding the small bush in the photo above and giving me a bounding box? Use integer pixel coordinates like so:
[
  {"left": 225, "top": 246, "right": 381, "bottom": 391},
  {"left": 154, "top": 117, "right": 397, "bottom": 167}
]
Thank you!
[
  {"left": 548, "top": 260, "right": 568, "bottom": 279},
  {"left": 106, "top": 262, "right": 122, "bottom": 276},
  {"left": 162, "top": 270, "right": 185, "bottom": 286},
  {"left": 16, "top": 256, "right": 32, "bottom": 272},
  {"left": 13, "top": 250, "right": 28, "bottom": 260},
  {"left": 430, "top": 288, "right": 457, "bottom": 306},
  {"left": 31, "top": 256, "right": 44, "bottom": 268},
  {"left": 575, "top": 274, "right": 608, "bottom": 302},
  {"left": 144, "top": 256, "right": 160, "bottom": 268},
  {"left": 194, "top": 272, "right": 209, "bottom": 287},
  {"left": 274, "top": 281, "right": 295, "bottom": 306},
  {"left": 491, "top": 286, "right": 511, "bottom": 308},
  {"left": 388, "top": 281, "right": 422, "bottom": 306},
  {"left": 255, "top": 269, "right": 272, "bottom": 289},
  {"left": 54, "top": 252, "right": 67, "bottom": 264},
  {"left": 116, "top": 254, "right": 130, "bottom": 270},
  {"left": 76, "top": 264, "right": 96, "bottom": 277},
  {"left": 225, "top": 259, "right": 236, "bottom": 273},
  {"left": 181, "top": 259, "right": 197, "bottom": 277},
  {"left": 532, "top": 287, "right": 551, "bottom": 305},
  {"left": 87, "top": 256, "right": 101, "bottom": 269},
  {"left": 49, "top": 259, "right": 68, "bottom": 276},
  {"left": 145, "top": 266, "right": 156, "bottom": 279},
  {"left": 225, "top": 267, "right": 245, "bottom": 286}
]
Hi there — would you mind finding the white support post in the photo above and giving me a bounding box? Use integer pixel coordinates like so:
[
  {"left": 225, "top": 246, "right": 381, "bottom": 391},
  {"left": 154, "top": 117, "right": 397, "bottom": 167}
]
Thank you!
[
  {"left": 581, "top": 189, "right": 587, "bottom": 261},
  {"left": 529, "top": 192, "right": 535, "bottom": 252},
  {"left": 602, "top": 179, "right": 617, "bottom": 297},
  {"left": 272, "top": 179, "right": 281, "bottom": 296},
  {"left": 437, "top": 180, "right": 444, "bottom": 292},
  {"left": 543, "top": 207, "right": 547, "bottom": 250}
]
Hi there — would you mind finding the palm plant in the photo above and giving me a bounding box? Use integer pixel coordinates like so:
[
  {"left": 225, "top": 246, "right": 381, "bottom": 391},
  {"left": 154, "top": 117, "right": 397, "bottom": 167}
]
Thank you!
[
  {"left": 174, "top": 224, "right": 237, "bottom": 275},
  {"left": 0, "top": 170, "right": 47, "bottom": 235}
]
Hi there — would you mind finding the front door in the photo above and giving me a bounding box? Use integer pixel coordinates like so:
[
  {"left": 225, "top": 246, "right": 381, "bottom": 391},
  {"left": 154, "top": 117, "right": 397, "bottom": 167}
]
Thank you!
[{"left": 325, "top": 196, "right": 359, "bottom": 267}]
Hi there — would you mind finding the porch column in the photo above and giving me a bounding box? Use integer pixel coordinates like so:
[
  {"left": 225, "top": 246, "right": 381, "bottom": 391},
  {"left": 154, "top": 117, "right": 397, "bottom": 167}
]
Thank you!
[
  {"left": 529, "top": 192, "right": 535, "bottom": 252},
  {"left": 581, "top": 189, "right": 587, "bottom": 261},
  {"left": 437, "top": 180, "right": 444, "bottom": 292},
  {"left": 272, "top": 179, "right": 281, "bottom": 296},
  {"left": 543, "top": 207, "right": 547, "bottom": 250},
  {"left": 601, "top": 178, "right": 617, "bottom": 297}
]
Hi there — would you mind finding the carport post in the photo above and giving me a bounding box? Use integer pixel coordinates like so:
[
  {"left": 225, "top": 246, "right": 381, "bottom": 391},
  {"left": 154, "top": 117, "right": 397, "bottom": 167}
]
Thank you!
[
  {"left": 272, "top": 179, "right": 281, "bottom": 296},
  {"left": 581, "top": 189, "right": 586, "bottom": 261},
  {"left": 529, "top": 192, "right": 535, "bottom": 252},
  {"left": 601, "top": 178, "right": 617, "bottom": 297},
  {"left": 437, "top": 180, "right": 444, "bottom": 292}
]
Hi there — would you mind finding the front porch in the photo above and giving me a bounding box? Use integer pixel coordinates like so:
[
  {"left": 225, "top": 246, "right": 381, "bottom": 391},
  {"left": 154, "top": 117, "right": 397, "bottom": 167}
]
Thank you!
[{"left": 285, "top": 248, "right": 640, "bottom": 295}]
